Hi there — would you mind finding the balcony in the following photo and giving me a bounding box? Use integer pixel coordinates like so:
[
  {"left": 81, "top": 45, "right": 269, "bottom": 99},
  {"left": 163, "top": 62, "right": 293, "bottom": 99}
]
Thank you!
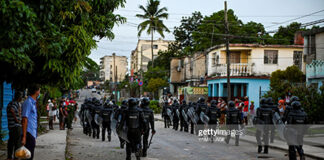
[{"left": 211, "top": 63, "right": 252, "bottom": 76}]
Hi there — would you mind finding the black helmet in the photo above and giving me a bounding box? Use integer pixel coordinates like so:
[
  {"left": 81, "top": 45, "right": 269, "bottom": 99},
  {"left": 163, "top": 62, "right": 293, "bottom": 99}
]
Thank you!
[
  {"left": 121, "top": 100, "right": 128, "bottom": 106},
  {"left": 128, "top": 98, "right": 137, "bottom": 108},
  {"left": 188, "top": 102, "right": 192, "bottom": 105},
  {"left": 142, "top": 97, "right": 150, "bottom": 106},
  {"left": 260, "top": 98, "right": 267, "bottom": 105},
  {"left": 210, "top": 100, "right": 217, "bottom": 106},
  {"left": 291, "top": 101, "right": 301, "bottom": 110},
  {"left": 290, "top": 96, "right": 299, "bottom": 103},
  {"left": 111, "top": 100, "right": 116, "bottom": 104},
  {"left": 182, "top": 100, "right": 187, "bottom": 105},
  {"left": 228, "top": 101, "right": 235, "bottom": 108},
  {"left": 266, "top": 97, "right": 273, "bottom": 105},
  {"left": 198, "top": 97, "right": 205, "bottom": 103},
  {"left": 173, "top": 99, "right": 178, "bottom": 103},
  {"left": 192, "top": 102, "right": 197, "bottom": 106},
  {"left": 92, "top": 97, "right": 97, "bottom": 102}
]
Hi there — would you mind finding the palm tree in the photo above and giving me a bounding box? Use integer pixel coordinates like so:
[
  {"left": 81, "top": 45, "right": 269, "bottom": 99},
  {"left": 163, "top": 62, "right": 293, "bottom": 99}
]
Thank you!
[{"left": 136, "top": 0, "right": 170, "bottom": 68}]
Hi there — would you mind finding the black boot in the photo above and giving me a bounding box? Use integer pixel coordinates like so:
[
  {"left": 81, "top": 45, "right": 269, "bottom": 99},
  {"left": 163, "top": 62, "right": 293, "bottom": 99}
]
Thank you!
[
  {"left": 258, "top": 146, "right": 262, "bottom": 153},
  {"left": 263, "top": 146, "right": 268, "bottom": 154},
  {"left": 108, "top": 135, "right": 111, "bottom": 142}
]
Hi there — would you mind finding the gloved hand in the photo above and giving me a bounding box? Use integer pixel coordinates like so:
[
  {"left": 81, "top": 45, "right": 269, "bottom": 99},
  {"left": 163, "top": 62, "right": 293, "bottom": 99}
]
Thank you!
[{"left": 152, "top": 129, "right": 156, "bottom": 135}]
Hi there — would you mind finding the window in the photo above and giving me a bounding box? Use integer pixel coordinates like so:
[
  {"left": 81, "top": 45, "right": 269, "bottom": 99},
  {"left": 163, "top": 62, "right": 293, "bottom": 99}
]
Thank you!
[
  {"left": 230, "top": 51, "right": 240, "bottom": 64},
  {"left": 293, "top": 51, "right": 303, "bottom": 70},
  {"left": 153, "top": 45, "right": 158, "bottom": 49},
  {"left": 212, "top": 52, "right": 218, "bottom": 65},
  {"left": 264, "top": 50, "right": 278, "bottom": 64}
]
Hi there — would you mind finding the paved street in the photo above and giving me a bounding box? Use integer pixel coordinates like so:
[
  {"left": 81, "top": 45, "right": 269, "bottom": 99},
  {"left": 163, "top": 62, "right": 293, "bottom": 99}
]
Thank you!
[{"left": 67, "top": 89, "right": 309, "bottom": 160}]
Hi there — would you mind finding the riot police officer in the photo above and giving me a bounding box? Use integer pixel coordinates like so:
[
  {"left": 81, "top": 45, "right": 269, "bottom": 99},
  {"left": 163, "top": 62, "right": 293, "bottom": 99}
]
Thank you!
[
  {"left": 111, "top": 99, "right": 119, "bottom": 111},
  {"left": 188, "top": 102, "right": 197, "bottom": 134},
  {"left": 118, "top": 98, "right": 146, "bottom": 160},
  {"left": 207, "top": 100, "right": 220, "bottom": 142},
  {"left": 172, "top": 99, "right": 180, "bottom": 131},
  {"left": 286, "top": 101, "right": 308, "bottom": 160},
  {"left": 195, "top": 97, "right": 208, "bottom": 135},
  {"left": 91, "top": 98, "right": 101, "bottom": 139},
  {"left": 101, "top": 101, "right": 113, "bottom": 141},
  {"left": 255, "top": 98, "right": 273, "bottom": 153},
  {"left": 225, "top": 101, "right": 242, "bottom": 146},
  {"left": 180, "top": 100, "right": 189, "bottom": 132},
  {"left": 115, "top": 100, "right": 128, "bottom": 148},
  {"left": 140, "top": 98, "right": 155, "bottom": 157},
  {"left": 162, "top": 101, "right": 171, "bottom": 128},
  {"left": 283, "top": 96, "right": 299, "bottom": 123},
  {"left": 266, "top": 97, "right": 278, "bottom": 143}
]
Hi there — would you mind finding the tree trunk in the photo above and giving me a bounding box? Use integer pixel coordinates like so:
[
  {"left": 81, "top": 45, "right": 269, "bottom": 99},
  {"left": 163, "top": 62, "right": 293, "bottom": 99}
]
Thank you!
[{"left": 151, "top": 31, "right": 154, "bottom": 68}]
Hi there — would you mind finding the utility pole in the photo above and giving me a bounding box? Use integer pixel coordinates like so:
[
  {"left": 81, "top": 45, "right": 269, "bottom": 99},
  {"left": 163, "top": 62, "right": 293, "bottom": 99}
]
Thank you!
[
  {"left": 140, "top": 45, "right": 143, "bottom": 97},
  {"left": 113, "top": 53, "right": 117, "bottom": 101},
  {"left": 115, "top": 65, "right": 118, "bottom": 102},
  {"left": 224, "top": 1, "right": 231, "bottom": 101}
]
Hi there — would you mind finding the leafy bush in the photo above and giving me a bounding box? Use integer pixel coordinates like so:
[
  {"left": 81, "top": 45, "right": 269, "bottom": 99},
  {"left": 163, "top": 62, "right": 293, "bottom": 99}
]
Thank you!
[{"left": 149, "top": 100, "right": 161, "bottom": 114}]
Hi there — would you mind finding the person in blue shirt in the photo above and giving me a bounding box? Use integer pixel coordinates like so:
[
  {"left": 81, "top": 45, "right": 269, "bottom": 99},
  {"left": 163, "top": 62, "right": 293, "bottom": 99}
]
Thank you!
[{"left": 21, "top": 84, "right": 40, "bottom": 160}]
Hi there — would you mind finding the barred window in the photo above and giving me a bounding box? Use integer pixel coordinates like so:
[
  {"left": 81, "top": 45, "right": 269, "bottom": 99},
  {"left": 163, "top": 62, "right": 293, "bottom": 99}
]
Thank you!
[{"left": 264, "top": 50, "right": 278, "bottom": 64}]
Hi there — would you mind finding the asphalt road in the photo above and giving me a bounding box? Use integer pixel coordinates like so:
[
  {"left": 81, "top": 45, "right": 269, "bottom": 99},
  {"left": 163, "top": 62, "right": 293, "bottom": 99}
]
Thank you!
[{"left": 67, "top": 89, "right": 302, "bottom": 160}]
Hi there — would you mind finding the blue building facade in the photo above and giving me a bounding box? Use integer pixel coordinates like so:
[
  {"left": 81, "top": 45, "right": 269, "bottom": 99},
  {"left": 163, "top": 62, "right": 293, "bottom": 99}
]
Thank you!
[
  {"left": 306, "top": 60, "right": 324, "bottom": 91},
  {"left": 0, "top": 82, "right": 14, "bottom": 141},
  {"left": 207, "top": 77, "right": 270, "bottom": 108}
]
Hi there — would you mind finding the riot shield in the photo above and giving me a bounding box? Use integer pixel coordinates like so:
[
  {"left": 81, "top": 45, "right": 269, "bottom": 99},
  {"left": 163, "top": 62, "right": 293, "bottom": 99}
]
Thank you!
[
  {"left": 176, "top": 109, "right": 180, "bottom": 119},
  {"left": 94, "top": 114, "right": 103, "bottom": 126},
  {"left": 167, "top": 108, "right": 173, "bottom": 122},
  {"left": 85, "top": 110, "right": 93, "bottom": 128},
  {"left": 117, "top": 122, "right": 129, "bottom": 143},
  {"left": 182, "top": 110, "right": 190, "bottom": 125},
  {"left": 272, "top": 112, "right": 286, "bottom": 140},
  {"left": 200, "top": 112, "right": 210, "bottom": 125},
  {"left": 187, "top": 107, "right": 199, "bottom": 124},
  {"left": 110, "top": 112, "right": 117, "bottom": 135}
]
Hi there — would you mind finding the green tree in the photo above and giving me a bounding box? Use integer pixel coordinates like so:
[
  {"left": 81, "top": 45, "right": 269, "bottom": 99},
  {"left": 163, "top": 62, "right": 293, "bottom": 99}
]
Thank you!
[
  {"left": 273, "top": 22, "right": 306, "bottom": 45},
  {"left": 136, "top": 0, "right": 170, "bottom": 68},
  {"left": 147, "top": 78, "right": 168, "bottom": 99},
  {"left": 0, "top": 0, "right": 126, "bottom": 90},
  {"left": 266, "top": 65, "right": 305, "bottom": 101}
]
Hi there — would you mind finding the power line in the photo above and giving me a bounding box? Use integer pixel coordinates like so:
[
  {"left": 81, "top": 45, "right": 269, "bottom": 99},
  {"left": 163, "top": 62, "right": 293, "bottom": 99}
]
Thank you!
[{"left": 265, "top": 9, "right": 324, "bottom": 29}]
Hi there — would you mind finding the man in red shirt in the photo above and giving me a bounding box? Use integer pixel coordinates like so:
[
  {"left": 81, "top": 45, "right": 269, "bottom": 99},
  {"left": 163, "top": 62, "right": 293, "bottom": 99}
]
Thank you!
[{"left": 243, "top": 96, "right": 249, "bottom": 125}]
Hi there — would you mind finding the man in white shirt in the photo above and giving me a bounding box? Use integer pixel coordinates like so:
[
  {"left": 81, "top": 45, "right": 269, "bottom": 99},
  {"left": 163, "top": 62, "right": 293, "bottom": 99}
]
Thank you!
[{"left": 48, "top": 99, "right": 55, "bottom": 130}]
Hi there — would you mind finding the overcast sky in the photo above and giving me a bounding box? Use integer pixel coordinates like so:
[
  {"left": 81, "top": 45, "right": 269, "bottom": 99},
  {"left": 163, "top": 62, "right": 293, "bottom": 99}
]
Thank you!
[{"left": 89, "top": 0, "right": 324, "bottom": 68}]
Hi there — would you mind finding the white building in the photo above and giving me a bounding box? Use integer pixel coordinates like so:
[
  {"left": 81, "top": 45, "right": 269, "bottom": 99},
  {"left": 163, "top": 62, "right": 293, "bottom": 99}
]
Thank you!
[{"left": 100, "top": 53, "right": 128, "bottom": 82}]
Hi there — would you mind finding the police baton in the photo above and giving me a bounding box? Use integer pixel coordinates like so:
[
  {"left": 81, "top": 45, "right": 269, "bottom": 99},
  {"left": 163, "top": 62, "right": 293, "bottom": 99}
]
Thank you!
[{"left": 148, "top": 133, "right": 154, "bottom": 149}]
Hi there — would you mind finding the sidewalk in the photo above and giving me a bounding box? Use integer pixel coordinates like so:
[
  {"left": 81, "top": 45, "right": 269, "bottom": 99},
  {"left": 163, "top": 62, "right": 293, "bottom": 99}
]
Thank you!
[
  {"left": 34, "top": 125, "right": 67, "bottom": 160},
  {"left": 154, "top": 114, "right": 324, "bottom": 159}
]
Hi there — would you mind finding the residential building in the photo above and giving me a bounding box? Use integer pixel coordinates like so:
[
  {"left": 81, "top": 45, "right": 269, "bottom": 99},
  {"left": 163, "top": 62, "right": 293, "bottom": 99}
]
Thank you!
[
  {"left": 130, "top": 38, "right": 173, "bottom": 72},
  {"left": 100, "top": 53, "right": 128, "bottom": 82},
  {"left": 170, "top": 52, "right": 208, "bottom": 102},
  {"left": 303, "top": 27, "right": 324, "bottom": 89},
  {"left": 206, "top": 44, "right": 304, "bottom": 108}
]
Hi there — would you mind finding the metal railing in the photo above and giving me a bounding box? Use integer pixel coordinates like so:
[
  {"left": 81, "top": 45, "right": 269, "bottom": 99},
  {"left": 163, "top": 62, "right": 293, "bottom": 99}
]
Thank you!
[{"left": 212, "top": 63, "right": 252, "bottom": 76}]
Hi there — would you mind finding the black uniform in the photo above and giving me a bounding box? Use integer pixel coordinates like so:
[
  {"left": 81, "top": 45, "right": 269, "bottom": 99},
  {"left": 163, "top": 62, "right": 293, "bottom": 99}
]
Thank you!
[
  {"left": 172, "top": 100, "right": 180, "bottom": 131},
  {"left": 282, "top": 96, "right": 299, "bottom": 123},
  {"left": 255, "top": 98, "right": 273, "bottom": 153},
  {"left": 115, "top": 100, "right": 128, "bottom": 148},
  {"left": 266, "top": 97, "right": 278, "bottom": 143},
  {"left": 119, "top": 98, "right": 146, "bottom": 160},
  {"left": 91, "top": 98, "right": 101, "bottom": 139},
  {"left": 195, "top": 97, "right": 208, "bottom": 135},
  {"left": 188, "top": 102, "right": 196, "bottom": 134},
  {"left": 286, "top": 101, "right": 308, "bottom": 160},
  {"left": 162, "top": 102, "right": 171, "bottom": 128},
  {"left": 83, "top": 100, "right": 92, "bottom": 136},
  {"left": 207, "top": 100, "right": 220, "bottom": 128},
  {"left": 101, "top": 103, "right": 113, "bottom": 141},
  {"left": 140, "top": 98, "right": 155, "bottom": 157},
  {"left": 225, "top": 101, "right": 242, "bottom": 146},
  {"left": 180, "top": 100, "right": 188, "bottom": 132}
]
